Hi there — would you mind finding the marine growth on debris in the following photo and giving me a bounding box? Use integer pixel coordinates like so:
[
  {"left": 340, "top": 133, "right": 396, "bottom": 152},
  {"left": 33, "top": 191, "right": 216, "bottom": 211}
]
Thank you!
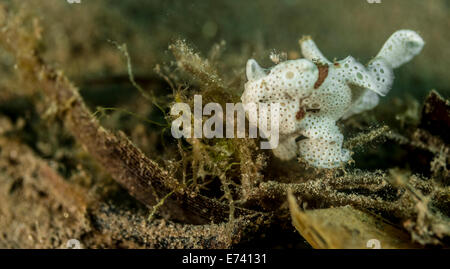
[{"left": 241, "top": 30, "right": 424, "bottom": 168}]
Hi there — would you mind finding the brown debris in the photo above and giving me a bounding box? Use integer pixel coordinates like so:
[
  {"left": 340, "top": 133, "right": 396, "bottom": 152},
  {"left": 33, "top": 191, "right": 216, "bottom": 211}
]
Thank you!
[
  {"left": 288, "top": 192, "right": 421, "bottom": 249},
  {"left": 314, "top": 63, "right": 329, "bottom": 89},
  {"left": 296, "top": 108, "right": 306, "bottom": 120},
  {"left": 420, "top": 90, "right": 450, "bottom": 144},
  {"left": 0, "top": 6, "right": 260, "bottom": 226}
]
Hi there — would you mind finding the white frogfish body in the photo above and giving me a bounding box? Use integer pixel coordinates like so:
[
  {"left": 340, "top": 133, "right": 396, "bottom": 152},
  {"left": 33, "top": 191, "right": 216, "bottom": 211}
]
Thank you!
[{"left": 241, "top": 30, "right": 424, "bottom": 168}]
